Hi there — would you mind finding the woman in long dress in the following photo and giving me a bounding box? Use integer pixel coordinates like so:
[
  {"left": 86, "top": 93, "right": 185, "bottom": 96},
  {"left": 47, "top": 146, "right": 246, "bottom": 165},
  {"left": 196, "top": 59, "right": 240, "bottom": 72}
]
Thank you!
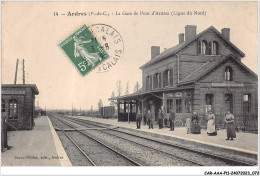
[
  {"left": 224, "top": 111, "right": 236, "bottom": 140},
  {"left": 207, "top": 111, "right": 217, "bottom": 136},
  {"left": 191, "top": 111, "right": 201, "bottom": 134}
]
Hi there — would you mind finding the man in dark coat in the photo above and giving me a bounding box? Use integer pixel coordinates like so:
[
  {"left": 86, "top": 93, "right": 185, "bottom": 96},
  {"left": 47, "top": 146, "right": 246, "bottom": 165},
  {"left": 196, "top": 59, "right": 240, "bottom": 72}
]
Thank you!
[
  {"left": 136, "top": 111, "right": 142, "bottom": 129},
  {"left": 169, "top": 108, "right": 175, "bottom": 131},
  {"left": 146, "top": 110, "right": 153, "bottom": 129},
  {"left": 143, "top": 109, "right": 147, "bottom": 125},
  {"left": 158, "top": 109, "right": 164, "bottom": 129}
]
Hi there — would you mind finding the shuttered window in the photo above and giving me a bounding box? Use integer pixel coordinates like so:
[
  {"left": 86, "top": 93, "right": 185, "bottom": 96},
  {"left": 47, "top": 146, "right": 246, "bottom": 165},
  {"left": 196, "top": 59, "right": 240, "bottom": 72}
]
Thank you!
[
  {"left": 163, "top": 68, "right": 173, "bottom": 87},
  {"left": 149, "top": 76, "right": 152, "bottom": 90},
  {"left": 153, "top": 73, "right": 161, "bottom": 89},
  {"left": 201, "top": 40, "right": 207, "bottom": 55},
  {"left": 1, "top": 99, "right": 5, "bottom": 112},
  {"left": 176, "top": 99, "right": 182, "bottom": 113},
  {"left": 198, "top": 40, "right": 201, "bottom": 54},
  {"left": 167, "top": 99, "right": 173, "bottom": 113},
  {"left": 208, "top": 42, "right": 212, "bottom": 55},
  {"left": 212, "top": 41, "right": 218, "bottom": 55},
  {"left": 146, "top": 76, "right": 150, "bottom": 90},
  {"left": 243, "top": 94, "right": 251, "bottom": 114},
  {"left": 205, "top": 94, "right": 214, "bottom": 113}
]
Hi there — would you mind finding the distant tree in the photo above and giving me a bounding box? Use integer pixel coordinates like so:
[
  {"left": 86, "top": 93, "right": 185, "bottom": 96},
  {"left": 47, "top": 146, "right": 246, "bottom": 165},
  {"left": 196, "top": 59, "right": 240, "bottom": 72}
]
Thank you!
[
  {"left": 133, "top": 81, "right": 140, "bottom": 93},
  {"left": 125, "top": 81, "right": 129, "bottom": 95},
  {"left": 98, "top": 99, "right": 103, "bottom": 110},
  {"left": 110, "top": 91, "right": 116, "bottom": 106},
  {"left": 90, "top": 105, "right": 93, "bottom": 114},
  {"left": 116, "top": 80, "right": 122, "bottom": 97}
]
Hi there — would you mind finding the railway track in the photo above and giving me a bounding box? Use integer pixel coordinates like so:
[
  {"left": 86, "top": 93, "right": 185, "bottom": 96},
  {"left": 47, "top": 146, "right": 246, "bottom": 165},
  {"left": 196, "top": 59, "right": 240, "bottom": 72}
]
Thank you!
[
  {"left": 49, "top": 114, "right": 141, "bottom": 166},
  {"left": 55, "top": 115, "right": 257, "bottom": 166},
  {"left": 52, "top": 115, "right": 202, "bottom": 166}
]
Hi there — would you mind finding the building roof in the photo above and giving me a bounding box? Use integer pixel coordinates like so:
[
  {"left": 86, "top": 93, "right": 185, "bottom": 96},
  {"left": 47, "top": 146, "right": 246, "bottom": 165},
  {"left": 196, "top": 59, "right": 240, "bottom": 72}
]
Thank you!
[
  {"left": 109, "top": 85, "right": 194, "bottom": 101},
  {"left": 178, "top": 54, "right": 257, "bottom": 85},
  {"left": 140, "top": 26, "right": 245, "bottom": 69},
  {"left": 2, "top": 84, "right": 39, "bottom": 95}
]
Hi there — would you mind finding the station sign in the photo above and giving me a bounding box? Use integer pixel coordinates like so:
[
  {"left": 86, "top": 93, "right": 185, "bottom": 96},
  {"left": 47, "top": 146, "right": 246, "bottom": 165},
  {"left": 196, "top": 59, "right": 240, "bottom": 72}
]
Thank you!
[
  {"left": 175, "top": 92, "right": 182, "bottom": 97},
  {"left": 211, "top": 83, "right": 244, "bottom": 87},
  {"left": 165, "top": 93, "right": 174, "bottom": 97},
  {"left": 2, "top": 90, "right": 26, "bottom": 95}
]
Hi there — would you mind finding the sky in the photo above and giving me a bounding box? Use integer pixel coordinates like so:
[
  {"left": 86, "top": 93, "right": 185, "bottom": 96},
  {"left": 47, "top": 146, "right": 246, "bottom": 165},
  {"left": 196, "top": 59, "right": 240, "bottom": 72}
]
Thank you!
[{"left": 1, "top": 1, "right": 258, "bottom": 110}]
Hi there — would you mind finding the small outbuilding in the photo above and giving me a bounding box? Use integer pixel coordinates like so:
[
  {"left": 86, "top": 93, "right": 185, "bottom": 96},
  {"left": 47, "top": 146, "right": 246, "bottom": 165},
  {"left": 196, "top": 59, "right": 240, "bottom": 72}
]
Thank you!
[{"left": 1, "top": 84, "right": 39, "bottom": 130}]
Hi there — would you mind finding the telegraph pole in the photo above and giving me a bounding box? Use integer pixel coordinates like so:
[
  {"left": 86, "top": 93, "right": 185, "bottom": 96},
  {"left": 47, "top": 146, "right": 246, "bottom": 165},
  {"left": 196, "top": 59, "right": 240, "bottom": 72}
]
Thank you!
[
  {"left": 22, "top": 59, "right": 25, "bottom": 84},
  {"left": 14, "top": 59, "right": 19, "bottom": 84}
]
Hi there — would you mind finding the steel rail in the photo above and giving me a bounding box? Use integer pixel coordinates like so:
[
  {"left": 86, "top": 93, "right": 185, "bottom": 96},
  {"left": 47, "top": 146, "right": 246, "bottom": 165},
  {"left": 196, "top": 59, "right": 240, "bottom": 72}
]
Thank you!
[
  {"left": 49, "top": 116, "right": 96, "bottom": 166},
  {"left": 64, "top": 116, "right": 257, "bottom": 166},
  {"left": 51, "top": 115, "right": 142, "bottom": 166},
  {"left": 54, "top": 115, "right": 201, "bottom": 166}
]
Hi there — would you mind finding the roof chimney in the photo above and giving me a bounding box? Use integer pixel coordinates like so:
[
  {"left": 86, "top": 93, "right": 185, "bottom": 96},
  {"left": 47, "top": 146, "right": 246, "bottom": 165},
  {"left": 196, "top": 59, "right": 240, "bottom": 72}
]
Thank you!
[
  {"left": 221, "top": 28, "right": 230, "bottom": 41},
  {"left": 185, "top": 25, "right": 197, "bottom": 41},
  {"left": 151, "top": 46, "right": 160, "bottom": 59},
  {"left": 179, "top": 33, "right": 184, "bottom": 44}
]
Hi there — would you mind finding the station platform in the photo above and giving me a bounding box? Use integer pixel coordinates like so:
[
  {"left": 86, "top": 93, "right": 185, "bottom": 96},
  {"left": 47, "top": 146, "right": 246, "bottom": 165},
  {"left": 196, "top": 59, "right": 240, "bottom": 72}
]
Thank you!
[
  {"left": 72, "top": 116, "right": 258, "bottom": 158},
  {"left": 1, "top": 116, "right": 72, "bottom": 166}
]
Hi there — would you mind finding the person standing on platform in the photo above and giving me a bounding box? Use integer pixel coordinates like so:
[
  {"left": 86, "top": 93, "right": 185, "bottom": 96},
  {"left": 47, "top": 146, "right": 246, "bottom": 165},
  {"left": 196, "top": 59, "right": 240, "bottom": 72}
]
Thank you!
[
  {"left": 164, "top": 111, "right": 168, "bottom": 127},
  {"left": 185, "top": 117, "right": 191, "bottom": 134},
  {"left": 158, "top": 109, "right": 164, "bottom": 129},
  {"left": 147, "top": 110, "right": 153, "bottom": 129},
  {"left": 191, "top": 111, "right": 201, "bottom": 134},
  {"left": 136, "top": 111, "right": 142, "bottom": 129},
  {"left": 143, "top": 109, "right": 147, "bottom": 125},
  {"left": 207, "top": 110, "right": 217, "bottom": 136},
  {"left": 169, "top": 108, "right": 175, "bottom": 131},
  {"left": 224, "top": 111, "right": 236, "bottom": 140}
]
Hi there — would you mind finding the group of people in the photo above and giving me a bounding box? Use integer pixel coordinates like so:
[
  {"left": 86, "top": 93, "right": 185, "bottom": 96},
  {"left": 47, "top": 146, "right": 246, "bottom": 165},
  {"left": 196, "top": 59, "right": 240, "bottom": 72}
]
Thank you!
[
  {"left": 136, "top": 108, "right": 176, "bottom": 130},
  {"left": 136, "top": 109, "right": 236, "bottom": 141},
  {"left": 187, "top": 110, "right": 236, "bottom": 140}
]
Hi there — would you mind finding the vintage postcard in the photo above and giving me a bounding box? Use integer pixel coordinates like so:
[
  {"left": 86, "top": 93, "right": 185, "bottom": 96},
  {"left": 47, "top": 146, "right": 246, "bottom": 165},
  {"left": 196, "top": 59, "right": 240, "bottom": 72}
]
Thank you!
[{"left": 1, "top": 1, "right": 259, "bottom": 176}]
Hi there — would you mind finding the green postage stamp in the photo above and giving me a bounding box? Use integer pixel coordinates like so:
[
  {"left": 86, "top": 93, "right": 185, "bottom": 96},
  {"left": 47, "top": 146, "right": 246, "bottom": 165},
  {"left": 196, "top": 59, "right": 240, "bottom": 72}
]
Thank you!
[{"left": 59, "top": 24, "right": 109, "bottom": 76}]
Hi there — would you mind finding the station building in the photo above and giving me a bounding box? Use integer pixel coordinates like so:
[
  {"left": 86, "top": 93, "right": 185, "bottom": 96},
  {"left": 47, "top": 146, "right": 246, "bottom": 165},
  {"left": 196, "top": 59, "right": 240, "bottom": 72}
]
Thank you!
[
  {"left": 1, "top": 84, "right": 39, "bottom": 130},
  {"left": 113, "top": 25, "right": 258, "bottom": 130}
]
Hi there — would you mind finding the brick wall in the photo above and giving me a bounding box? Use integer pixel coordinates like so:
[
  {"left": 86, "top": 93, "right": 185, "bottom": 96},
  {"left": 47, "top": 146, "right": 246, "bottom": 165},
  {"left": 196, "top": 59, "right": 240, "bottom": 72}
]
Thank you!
[
  {"left": 178, "top": 29, "right": 242, "bottom": 59},
  {"left": 142, "top": 55, "right": 176, "bottom": 90},
  {"left": 1, "top": 87, "right": 35, "bottom": 130},
  {"left": 141, "top": 28, "right": 244, "bottom": 91},
  {"left": 192, "top": 58, "right": 257, "bottom": 126}
]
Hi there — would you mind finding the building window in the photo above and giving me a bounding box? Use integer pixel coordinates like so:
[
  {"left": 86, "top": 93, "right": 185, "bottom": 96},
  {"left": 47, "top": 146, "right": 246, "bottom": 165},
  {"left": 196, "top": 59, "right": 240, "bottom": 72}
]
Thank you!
[
  {"left": 185, "top": 94, "right": 192, "bottom": 113},
  {"left": 205, "top": 94, "right": 214, "bottom": 113},
  {"left": 201, "top": 40, "right": 208, "bottom": 55},
  {"left": 132, "top": 101, "right": 137, "bottom": 113},
  {"left": 212, "top": 41, "right": 218, "bottom": 55},
  {"left": 164, "top": 69, "right": 170, "bottom": 86},
  {"left": 146, "top": 76, "right": 150, "bottom": 90},
  {"left": 154, "top": 73, "right": 158, "bottom": 89},
  {"left": 9, "top": 99, "right": 18, "bottom": 119},
  {"left": 1, "top": 99, "right": 5, "bottom": 112},
  {"left": 166, "top": 99, "right": 173, "bottom": 113},
  {"left": 149, "top": 76, "right": 152, "bottom": 90},
  {"left": 225, "top": 94, "right": 233, "bottom": 113},
  {"left": 224, "top": 66, "right": 233, "bottom": 81},
  {"left": 119, "top": 104, "right": 124, "bottom": 113},
  {"left": 153, "top": 73, "right": 161, "bottom": 89},
  {"left": 243, "top": 94, "right": 251, "bottom": 114},
  {"left": 176, "top": 99, "right": 182, "bottom": 113},
  {"left": 163, "top": 69, "right": 173, "bottom": 87}
]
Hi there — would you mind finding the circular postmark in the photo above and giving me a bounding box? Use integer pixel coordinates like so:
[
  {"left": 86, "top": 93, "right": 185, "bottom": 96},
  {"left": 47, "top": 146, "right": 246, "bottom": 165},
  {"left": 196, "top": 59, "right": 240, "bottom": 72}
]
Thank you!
[{"left": 89, "top": 24, "right": 124, "bottom": 73}]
